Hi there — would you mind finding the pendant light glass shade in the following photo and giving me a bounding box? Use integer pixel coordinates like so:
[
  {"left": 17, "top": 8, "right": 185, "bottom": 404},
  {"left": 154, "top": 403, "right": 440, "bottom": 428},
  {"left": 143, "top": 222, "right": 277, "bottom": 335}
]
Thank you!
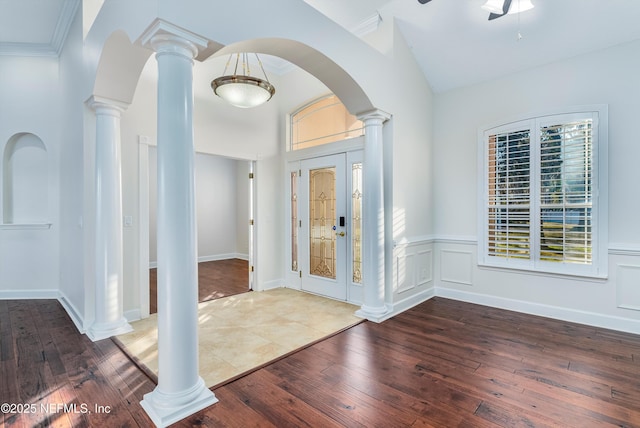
[
  {"left": 211, "top": 53, "right": 275, "bottom": 108},
  {"left": 481, "top": 0, "right": 505, "bottom": 14}
]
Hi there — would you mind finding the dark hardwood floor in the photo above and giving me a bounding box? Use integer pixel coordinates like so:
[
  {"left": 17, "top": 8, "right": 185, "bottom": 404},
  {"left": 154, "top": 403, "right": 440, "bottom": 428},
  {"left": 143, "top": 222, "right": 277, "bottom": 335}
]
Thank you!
[
  {"left": 149, "top": 258, "right": 249, "bottom": 314},
  {"left": 2, "top": 297, "right": 640, "bottom": 427}
]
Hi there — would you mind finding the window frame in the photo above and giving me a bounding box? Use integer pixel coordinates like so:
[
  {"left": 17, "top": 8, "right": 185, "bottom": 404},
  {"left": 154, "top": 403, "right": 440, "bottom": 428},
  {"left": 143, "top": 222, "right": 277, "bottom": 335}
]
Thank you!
[
  {"left": 478, "top": 106, "right": 608, "bottom": 278},
  {"left": 287, "top": 94, "right": 364, "bottom": 152}
]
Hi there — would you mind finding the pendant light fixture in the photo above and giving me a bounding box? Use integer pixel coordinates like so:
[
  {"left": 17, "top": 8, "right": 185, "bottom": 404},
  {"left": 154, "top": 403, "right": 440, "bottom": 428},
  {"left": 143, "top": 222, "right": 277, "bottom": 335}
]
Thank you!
[{"left": 211, "top": 53, "right": 275, "bottom": 108}]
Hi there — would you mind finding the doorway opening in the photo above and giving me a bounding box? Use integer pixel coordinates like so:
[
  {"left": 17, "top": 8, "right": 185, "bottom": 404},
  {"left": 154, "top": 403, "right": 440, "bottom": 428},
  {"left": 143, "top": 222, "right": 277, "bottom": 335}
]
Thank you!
[{"left": 147, "top": 148, "right": 254, "bottom": 314}]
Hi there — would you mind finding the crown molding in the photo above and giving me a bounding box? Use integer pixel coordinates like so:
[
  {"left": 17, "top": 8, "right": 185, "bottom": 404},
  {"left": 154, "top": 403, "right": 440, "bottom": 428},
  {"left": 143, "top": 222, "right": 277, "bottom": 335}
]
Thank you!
[
  {"left": 350, "top": 12, "right": 382, "bottom": 38},
  {"left": 0, "top": 0, "right": 79, "bottom": 58},
  {"left": 51, "top": 0, "right": 80, "bottom": 55}
]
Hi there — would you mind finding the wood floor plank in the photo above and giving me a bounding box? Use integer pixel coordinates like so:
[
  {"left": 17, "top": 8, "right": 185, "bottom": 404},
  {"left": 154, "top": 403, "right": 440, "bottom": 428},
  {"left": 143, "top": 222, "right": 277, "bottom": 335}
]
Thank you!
[
  {"left": 150, "top": 258, "right": 249, "bottom": 314},
  {"left": 0, "top": 300, "right": 14, "bottom": 362},
  {"left": 2, "top": 295, "right": 640, "bottom": 427},
  {"left": 224, "top": 370, "right": 345, "bottom": 428}
]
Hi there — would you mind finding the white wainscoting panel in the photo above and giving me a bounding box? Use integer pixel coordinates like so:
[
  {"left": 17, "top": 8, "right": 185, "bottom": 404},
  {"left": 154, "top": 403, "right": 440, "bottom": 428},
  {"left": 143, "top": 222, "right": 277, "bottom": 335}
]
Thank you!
[
  {"left": 616, "top": 264, "right": 640, "bottom": 311},
  {"left": 417, "top": 249, "right": 433, "bottom": 286},
  {"left": 393, "top": 240, "right": 434, "bottom": 298},
  {"left": 440, "top": 249, "right": 473, "bottom": 285},
  {"left": 396, "top": 253, "right": 416, "bottom": 294}
]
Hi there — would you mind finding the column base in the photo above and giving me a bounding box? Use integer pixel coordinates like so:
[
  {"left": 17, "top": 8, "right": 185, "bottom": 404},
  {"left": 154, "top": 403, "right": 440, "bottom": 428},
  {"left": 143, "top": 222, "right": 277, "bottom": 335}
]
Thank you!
[
  {"left": 86, "top": 317, "right": 133, "bottom": 342},
  {"left": 355, "top": 304, "right": 391, "bottom": 323},
  {"left": 141, "top": 377, "right": 218, "bottom": 428}
]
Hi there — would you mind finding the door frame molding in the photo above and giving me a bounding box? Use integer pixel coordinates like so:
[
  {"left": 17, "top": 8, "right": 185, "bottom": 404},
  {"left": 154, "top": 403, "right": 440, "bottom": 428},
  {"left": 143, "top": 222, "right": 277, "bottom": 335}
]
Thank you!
[
  {"left": 137, "top": 137, "right": 257, "bottom": 319},
  {"left": 284, "top": 138, "right": 365, "bottom": 304}
]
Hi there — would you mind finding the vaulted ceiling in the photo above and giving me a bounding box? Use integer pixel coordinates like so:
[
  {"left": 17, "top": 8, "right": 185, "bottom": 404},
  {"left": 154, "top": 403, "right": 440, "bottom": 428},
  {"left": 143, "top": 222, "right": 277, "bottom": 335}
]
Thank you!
[
  {"left": 305, "top": 0, "right": 640, "bottom": 92},
  {"left": 3, "top": 0, "right": 640, "bottom": 92}
]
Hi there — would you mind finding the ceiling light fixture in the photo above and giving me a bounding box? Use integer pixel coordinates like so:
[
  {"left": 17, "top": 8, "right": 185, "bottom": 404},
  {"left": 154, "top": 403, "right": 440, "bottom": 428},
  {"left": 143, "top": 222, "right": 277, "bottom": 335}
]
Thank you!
[
  {"left": 211, "top": 53, "right": 275, "bottom": 109},
  {"left": 482, "top": 0, "right": 534, "bottom": 16},
  {"left": 507, "top": 0, "right": 534, "bottom": 14},
  {"left": 481, "top": 0, "right": 505, "bottom": 14}
]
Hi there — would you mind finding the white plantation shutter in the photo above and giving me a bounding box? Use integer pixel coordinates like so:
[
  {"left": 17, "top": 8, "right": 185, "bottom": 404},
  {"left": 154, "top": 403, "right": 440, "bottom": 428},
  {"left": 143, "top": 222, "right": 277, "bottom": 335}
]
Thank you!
[
  {"left": 539, "top": 120, "right": 593, "bottom": 264},
  {"left": 487, "top": 128, "right": 531, "bottom": 260},
  {"left": 480, "top": 108, "right": 606, "bottom": 277}
]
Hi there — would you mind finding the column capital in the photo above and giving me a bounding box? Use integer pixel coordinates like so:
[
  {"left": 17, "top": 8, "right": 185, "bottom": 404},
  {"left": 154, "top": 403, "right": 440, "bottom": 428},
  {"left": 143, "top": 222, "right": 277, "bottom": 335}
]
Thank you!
[
  {"left": 357, "top": 109, "right": 391, "bottom": 124},
  {"left": 139, "top": 19, "right": 208, "bottom": 59},
  {"left": 86, "top": 95, "right": 129, "bottom": 115}
]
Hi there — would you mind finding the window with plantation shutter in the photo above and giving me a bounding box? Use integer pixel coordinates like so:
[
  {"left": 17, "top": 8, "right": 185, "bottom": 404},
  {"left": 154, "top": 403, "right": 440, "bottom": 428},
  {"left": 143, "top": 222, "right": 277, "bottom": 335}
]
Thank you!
[
  {"left": 479, "top": 107, "right": 608, "bottom": 277},
  {"left": 487, "top": 129, "right": 532, "bottom": 260},
  {"left": 539, "top": 120, "right": 593, "bottom": 264}
]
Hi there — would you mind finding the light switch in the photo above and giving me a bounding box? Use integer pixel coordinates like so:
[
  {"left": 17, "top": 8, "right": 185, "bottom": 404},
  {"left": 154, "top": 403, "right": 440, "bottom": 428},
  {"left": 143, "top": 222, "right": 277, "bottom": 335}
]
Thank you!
[{"left": 124, "top": 216, "right": 133, "bottom": 227}]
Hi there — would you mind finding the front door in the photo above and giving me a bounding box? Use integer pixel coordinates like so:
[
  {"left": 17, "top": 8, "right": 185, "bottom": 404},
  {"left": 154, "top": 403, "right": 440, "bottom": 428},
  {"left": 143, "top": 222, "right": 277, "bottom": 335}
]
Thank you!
[
  {"left": 287, "top": 151, "right": 364, "bottom": 302},
  {"left": 298, "top": 154, "right": 348, "bottom": 300}
]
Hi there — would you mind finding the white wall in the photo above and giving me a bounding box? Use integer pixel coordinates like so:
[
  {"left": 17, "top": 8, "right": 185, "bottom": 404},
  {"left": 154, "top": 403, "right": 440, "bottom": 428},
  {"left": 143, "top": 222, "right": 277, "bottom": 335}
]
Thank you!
[
  {"left": 148, "top": 148, "right": 249, "bottom": 264},
  {"left": 58, "top": 4, "right": 86, "bottom": 329},
  {"left": 431, "top": 39, "right": 640, "bottom": 332},
  {"left": 0, "top": 53, "right": 61, "bottom": 297}
]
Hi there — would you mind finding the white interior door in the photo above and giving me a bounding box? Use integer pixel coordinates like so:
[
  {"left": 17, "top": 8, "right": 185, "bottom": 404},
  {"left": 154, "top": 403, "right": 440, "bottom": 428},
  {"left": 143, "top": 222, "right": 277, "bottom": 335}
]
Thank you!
[{"left": 299, "top": 154, "right": 347, "bottom": 300}]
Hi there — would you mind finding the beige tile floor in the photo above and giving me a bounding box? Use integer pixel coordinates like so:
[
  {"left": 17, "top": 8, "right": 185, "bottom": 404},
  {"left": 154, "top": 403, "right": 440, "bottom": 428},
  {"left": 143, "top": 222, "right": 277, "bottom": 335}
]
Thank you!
[{"left": 116, "top": 288, "right": 362, "bottom": 388}]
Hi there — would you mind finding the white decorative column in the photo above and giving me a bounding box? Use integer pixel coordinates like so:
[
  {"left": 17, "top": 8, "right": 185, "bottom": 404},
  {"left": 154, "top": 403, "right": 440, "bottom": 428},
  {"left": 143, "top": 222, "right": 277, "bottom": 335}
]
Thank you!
[
  {"left": 356, "top": 110, "right": 391, "bottom": 322},
  {"left": 87, "top": 96, "right": 133, "bottom": 341},
  {"left": 139, "top": 22, "right": 217, "bottom": 428}
]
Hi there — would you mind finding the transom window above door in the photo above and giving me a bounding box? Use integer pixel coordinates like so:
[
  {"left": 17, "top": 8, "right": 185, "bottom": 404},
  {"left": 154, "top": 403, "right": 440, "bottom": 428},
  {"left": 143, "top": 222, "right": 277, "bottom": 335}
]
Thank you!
[{"left": 289, "top": 94, "right": 364, "bottom": 151}]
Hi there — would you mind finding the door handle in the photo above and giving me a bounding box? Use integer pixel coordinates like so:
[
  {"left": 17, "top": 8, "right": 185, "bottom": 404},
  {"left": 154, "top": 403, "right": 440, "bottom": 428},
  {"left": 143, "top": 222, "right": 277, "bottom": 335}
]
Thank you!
[{"left": 336, "top": 231, "right": 346, "bottom": 237}]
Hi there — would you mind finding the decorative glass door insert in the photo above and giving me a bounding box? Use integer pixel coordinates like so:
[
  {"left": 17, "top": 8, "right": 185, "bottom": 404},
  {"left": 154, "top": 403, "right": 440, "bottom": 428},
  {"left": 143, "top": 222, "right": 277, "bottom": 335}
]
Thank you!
[
  {"left": 291, "top": 151, "right": 363, "bottom": 302},
  {"left": 351, "top": 162, "right": 363, "bottom": 284},
  {"left": 290, "top": 171, "right": 298, "bottom": 272},
  {"left": 298, "top": 154, "right": 347, "bottom": 301},
  {"left": 309, "top": 167, "right": 337, "bottom": 279}
]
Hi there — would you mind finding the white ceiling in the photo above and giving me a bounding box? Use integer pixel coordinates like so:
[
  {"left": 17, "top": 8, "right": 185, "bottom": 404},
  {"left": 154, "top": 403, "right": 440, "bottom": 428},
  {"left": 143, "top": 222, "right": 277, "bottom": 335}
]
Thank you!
[
  {"left": 3, "top": 0, "right": 640, "bottom": 92},
  {"left": 306, "top": 0, "right": 640, "bottom": 92}
]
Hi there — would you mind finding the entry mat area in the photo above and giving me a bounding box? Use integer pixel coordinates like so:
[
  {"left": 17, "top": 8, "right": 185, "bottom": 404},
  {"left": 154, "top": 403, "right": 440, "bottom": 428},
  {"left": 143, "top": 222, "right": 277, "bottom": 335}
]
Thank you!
[{"left": 115, "top": 288, "right": 363, "bottom": 388}]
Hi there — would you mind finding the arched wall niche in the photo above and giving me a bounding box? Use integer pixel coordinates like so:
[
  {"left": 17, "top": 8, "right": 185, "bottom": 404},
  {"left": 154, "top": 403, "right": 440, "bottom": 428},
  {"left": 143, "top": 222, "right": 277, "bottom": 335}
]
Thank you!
[{"left": 2, "top": 132, "right": 49, "bottom": 224}]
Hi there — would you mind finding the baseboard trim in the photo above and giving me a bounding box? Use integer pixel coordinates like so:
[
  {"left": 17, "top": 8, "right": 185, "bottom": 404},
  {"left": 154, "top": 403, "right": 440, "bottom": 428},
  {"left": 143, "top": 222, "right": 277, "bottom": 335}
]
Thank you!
[
  {"left": 259, "top": 280, "right": 283, "bottom": 292},
  {"left": 0, "top": 289, "right": 59, "bottom": 299},
  {"left": 377, "top": 287, "right": 436, "bottom": 323},
  {"left": 124, "top": 308, "right": 142, "bottom": 323},
  {"left": 435, "top": 287, "right": 640, "bottom": 335},
  {"left": 58, "top": 292, "right": 86, "bottom": 334},
  {"left": 198, "top": 253, "right": 249, "bottom": 263},
  {"left": 149, "top": 254, "right": 250, "bottom": 269}
]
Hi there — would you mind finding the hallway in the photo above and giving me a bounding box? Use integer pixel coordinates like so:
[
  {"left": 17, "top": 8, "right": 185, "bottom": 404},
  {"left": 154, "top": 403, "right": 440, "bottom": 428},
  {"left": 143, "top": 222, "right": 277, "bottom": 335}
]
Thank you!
[{"left": 149, "top": 259, "right": 249, "bottom": 314}]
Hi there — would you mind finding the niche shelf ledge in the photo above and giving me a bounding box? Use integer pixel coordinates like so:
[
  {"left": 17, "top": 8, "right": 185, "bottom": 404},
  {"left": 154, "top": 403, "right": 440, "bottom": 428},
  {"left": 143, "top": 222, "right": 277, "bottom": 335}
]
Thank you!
[{"left": 0, "top": 223, "right": 52, "bottom": 230}]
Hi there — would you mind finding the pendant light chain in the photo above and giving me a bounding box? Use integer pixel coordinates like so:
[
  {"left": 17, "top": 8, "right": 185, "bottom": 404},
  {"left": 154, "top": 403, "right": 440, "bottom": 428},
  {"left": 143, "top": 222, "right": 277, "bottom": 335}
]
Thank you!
[
  {"left": 256, "top": 54, "right": 271, "bottom": 84},
  {"left": 516, "top": 0, "right": 523, "bottom": 40},
  {"left": 243, "top": 53, "right": 250, "bottom": 77}
]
